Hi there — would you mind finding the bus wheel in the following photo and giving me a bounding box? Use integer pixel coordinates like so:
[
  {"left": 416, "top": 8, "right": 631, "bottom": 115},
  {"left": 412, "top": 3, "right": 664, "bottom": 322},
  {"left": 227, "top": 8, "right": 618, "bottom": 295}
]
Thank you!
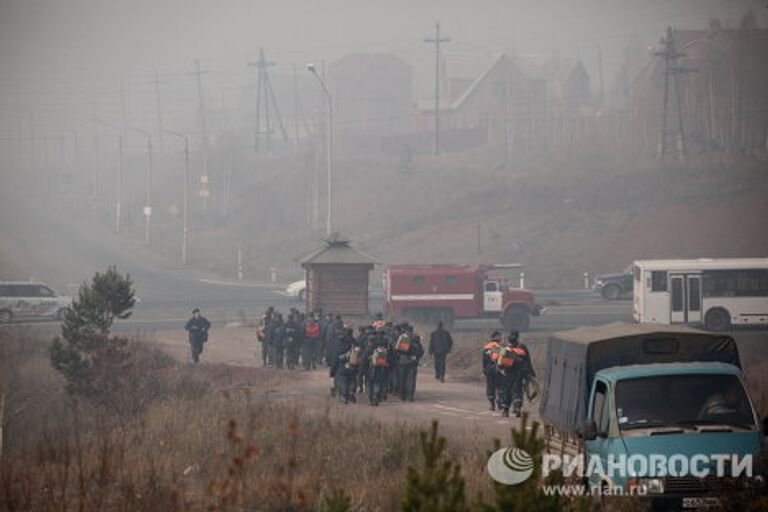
[
  {"left": 705, "top": 308, "right": 731, "bottom": 331},
  {"left": 502, "top": 306, "right": 530, "bottom": 332},
  {"left": 601, "top": 284, "right": 622, "bottom": 300}
]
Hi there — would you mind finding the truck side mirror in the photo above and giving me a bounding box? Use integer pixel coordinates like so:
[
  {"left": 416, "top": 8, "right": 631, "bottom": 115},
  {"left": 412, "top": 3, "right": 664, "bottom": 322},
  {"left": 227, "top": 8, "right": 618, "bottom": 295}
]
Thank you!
[
  {"left": 583, "top": 420, "right": 598, "bottom": 441},
  {"left": 762, "top": 416, "right": 768, "bottom": 436}
]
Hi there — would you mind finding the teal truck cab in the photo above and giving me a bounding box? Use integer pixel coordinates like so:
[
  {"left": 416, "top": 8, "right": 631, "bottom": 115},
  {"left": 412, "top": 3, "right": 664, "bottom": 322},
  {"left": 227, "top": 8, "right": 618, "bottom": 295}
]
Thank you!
[{"left": 539, "top": 323, "right": 765, "bottom": 509}]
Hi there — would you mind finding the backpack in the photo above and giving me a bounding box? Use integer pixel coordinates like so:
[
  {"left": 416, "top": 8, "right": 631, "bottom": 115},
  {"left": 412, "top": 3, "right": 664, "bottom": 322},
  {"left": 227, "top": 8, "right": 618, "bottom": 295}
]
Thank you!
[
  {"left": 395, "top": 333, "right": 412, "bottom": 352},
  {"left": 305, "top": 321, "right": 321, "bottom": 339},
  {"left": 497, "top": 346, "right": 524, "bottom": 369},
  {"left": 371, "top": 347, "right": 389, "bottom": 367},
  {"left": 347, "top": 346, "right": 362, "bottom": 366}
]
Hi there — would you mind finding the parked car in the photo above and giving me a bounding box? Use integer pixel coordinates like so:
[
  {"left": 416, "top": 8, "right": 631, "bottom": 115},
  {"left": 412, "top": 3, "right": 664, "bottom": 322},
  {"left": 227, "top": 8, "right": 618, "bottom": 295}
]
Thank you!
[
  {"left": 0, "top": 282, "right": 72, "bottom": 323},
  {"left": 593, "top": 266, "right": 633, "bottom": 300},
  {"left": 285, "top": 279, "right": 306, "bottom": 301}
]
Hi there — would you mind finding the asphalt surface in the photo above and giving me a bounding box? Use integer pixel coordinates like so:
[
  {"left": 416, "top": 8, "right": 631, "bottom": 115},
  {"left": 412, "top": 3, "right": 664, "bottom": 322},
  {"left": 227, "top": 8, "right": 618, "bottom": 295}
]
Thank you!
[{"left": 0, "top": 176, "right": 633, "bottom": 334}]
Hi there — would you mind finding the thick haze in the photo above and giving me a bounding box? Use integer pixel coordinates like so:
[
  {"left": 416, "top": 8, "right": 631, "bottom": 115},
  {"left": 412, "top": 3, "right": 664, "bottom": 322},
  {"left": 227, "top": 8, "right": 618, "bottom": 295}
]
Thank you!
[{"left": 1, "top": 0, "right": 765, "bottom": 125}]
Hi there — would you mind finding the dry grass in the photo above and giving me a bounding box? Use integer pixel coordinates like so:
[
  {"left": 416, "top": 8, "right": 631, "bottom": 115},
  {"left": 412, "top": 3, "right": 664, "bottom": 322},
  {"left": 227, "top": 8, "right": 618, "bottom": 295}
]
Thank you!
[{"left": 0, "top": 328, "right": 500, "bottom": 512}]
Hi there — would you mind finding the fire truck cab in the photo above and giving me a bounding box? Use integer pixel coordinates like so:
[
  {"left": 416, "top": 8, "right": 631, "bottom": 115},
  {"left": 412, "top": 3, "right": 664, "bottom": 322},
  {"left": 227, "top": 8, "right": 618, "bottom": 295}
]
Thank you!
[{"left": 384, "top": 264, "right": 541, "bottom": 331}]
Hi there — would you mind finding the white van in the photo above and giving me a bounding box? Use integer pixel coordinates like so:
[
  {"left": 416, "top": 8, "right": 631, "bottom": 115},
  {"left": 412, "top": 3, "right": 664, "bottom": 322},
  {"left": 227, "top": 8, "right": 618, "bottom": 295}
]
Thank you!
[{"left": 0, "top": 282, "right": 73, "bottom": 323}]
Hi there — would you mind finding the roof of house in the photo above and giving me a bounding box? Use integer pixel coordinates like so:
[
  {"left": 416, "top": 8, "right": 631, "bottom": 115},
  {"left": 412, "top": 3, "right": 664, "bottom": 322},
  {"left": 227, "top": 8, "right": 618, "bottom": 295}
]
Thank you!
[
  {"left": 417, "top": 52, "right": 519, "bottom": 111},
  {"left": 298, "top": 233, "right": 381, "bottom": 266}
]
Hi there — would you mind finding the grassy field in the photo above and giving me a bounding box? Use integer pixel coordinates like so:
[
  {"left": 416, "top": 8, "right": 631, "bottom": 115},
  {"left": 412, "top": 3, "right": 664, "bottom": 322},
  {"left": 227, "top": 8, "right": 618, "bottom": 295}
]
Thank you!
[{"left": 0, "top": 327, "right": 503, "bottom": 512}]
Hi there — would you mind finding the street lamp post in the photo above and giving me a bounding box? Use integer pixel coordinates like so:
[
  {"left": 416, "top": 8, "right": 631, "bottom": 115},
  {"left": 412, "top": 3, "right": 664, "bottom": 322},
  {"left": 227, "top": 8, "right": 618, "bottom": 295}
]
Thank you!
[
  {"left": 163, "top": 128, "right": 190, "bottom": 265},
  {"left": 307, "top": 63, "right": 333, "bottom": 236}
]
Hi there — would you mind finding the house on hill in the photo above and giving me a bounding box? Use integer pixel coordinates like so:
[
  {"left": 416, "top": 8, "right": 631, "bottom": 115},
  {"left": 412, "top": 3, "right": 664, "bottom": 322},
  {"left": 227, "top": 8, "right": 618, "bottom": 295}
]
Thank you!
[{"left": 414, "top": 52, "right": 545, "bottom": 152}]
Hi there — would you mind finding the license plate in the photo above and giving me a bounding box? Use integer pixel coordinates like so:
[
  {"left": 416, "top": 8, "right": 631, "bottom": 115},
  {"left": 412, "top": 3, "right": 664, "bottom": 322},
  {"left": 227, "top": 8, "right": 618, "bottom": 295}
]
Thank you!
[{"left": 682, "top": 497, "right": 720, "bottom": 509}]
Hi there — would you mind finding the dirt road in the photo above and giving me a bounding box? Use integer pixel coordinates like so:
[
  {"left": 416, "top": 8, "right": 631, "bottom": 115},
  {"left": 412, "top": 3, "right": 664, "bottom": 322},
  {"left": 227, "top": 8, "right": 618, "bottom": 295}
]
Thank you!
[{"left": 154, "top": 326, "right": 534, "bottom": 442}]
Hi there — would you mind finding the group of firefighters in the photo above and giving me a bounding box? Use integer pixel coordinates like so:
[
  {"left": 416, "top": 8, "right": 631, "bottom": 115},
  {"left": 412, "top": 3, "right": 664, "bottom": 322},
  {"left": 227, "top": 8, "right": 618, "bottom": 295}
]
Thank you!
[{"left": 186, "top": 307, "right": 536, "bottom": 417}]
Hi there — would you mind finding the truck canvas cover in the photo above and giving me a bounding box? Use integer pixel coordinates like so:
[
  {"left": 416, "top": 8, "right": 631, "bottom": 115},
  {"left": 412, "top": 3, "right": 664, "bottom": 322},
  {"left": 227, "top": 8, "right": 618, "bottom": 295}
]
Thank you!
[{"left": 539, "top": 322, "right": 740, "bottom": 433}]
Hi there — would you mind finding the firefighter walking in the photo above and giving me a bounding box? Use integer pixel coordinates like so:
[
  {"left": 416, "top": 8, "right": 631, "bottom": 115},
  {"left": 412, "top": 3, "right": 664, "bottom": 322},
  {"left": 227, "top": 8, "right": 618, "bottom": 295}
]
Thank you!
[
  {"left": 428, "top": 321, "right": 453, "bottom": 382},
  {"left": 482, "top": 331, "right": 503, "bottom": 410},
  {"left": 495, "top": 331, "right": 534, "bottom": 417},
  {"left": 395, "top": 325, "right": 424, "bottom": 401}
]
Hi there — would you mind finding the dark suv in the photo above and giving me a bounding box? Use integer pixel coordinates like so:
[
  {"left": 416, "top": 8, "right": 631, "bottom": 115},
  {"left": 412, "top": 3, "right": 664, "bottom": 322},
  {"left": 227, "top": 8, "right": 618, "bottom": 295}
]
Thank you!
[{"left": 593, "top": 267, "right": 633, "bottom": 300}]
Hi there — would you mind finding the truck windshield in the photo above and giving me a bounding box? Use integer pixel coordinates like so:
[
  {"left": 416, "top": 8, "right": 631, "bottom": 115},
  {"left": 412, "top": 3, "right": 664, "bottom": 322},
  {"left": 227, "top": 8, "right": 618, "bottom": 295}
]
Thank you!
[{"left": 615, "top": 374, "right": 754, "bottom": 431}]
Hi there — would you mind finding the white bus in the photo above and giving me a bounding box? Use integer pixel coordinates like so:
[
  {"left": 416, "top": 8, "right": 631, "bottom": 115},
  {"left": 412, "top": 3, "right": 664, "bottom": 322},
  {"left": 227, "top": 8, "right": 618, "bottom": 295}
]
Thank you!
[{"left": 633, "top": 258, "right": 768, "bottom": 330}]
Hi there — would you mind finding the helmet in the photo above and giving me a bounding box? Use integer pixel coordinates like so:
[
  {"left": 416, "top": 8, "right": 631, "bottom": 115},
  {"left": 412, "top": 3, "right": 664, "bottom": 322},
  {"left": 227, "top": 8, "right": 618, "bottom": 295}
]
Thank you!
[
  {"left": 490, "top": 330, "right": 502, "bottom": 341},
  {"left": 508, "top": 331, "right": 520, "bottom": 344}
]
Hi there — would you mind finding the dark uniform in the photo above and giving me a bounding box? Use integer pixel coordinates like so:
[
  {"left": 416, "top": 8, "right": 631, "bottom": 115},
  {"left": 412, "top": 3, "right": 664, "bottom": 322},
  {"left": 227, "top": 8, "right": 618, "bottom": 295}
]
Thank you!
[
  {"left": 331, "top": 329, "right": 360, "bottom": 404},
  {"left": 284, "top": 315, "right": 301, "bottom": 369},
  {"left": 364, "top": 333, "right": 390, "bottom": 406},
  {"left": 428, "top": 322, "right": 453, "bottom": 382},
  {"left": 271, "top": 315, "right": 286, "bottom": 369},
  {"left": 482, "top": 331, "right": 503, "bottom": 410},
  {"left": 395, "top": 328, "right": 424, "bottom": 402},
  {"left": 185, "top": 309, "right": 211, "bottom": 364},
  {"left": 495, "top": 332, "right": 534, "bottom": 417}
]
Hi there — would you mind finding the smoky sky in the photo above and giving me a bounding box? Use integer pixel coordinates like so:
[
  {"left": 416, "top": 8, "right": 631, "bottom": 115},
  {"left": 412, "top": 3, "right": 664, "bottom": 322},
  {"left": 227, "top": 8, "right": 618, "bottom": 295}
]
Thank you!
[{"left": 0, "top": 0, "right": 765, "bottom": 127}]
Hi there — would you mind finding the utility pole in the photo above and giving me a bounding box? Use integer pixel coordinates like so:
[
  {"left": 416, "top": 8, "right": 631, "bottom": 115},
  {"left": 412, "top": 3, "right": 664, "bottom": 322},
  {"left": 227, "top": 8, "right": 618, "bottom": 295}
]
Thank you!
[
  {"left": 655, "top": 27, "right": 696, "bottom": 160},
  {"left": 151, "top": 69, "right": 164, "bottom": 152},
  {"left": 248, "top": 48, "right": 290, "bottom": 152},
  {"left": 308, "top": 62, "right": 333, "bottom": 236},
  {"left": 424, "top": 21, "right": 450, "bottom": 156},
  {"left": 164, "top": 129, "right": 190, "bottom": 265},
  {"left": 189, "top": 59, "right": 209, "bottom": 205},
  {"left": 292, "top": 63, "right": 301, "bottom": 154},
  {"left": 597, "top": 43, "right": 605, "bottom": 106},
  {"left": 117, "top": 132, "right": 125, "bottom": 234}
]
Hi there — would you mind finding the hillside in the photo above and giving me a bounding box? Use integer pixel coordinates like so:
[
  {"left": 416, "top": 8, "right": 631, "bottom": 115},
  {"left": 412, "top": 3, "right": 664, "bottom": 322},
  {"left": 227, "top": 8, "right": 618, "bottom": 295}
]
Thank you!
[{"left": 80, "top": 148, "right": 768, "bottom": 290}]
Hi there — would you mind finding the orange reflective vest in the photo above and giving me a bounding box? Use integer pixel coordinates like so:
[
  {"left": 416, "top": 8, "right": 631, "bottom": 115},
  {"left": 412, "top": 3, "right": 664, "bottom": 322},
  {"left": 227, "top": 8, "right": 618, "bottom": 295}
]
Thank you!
[
  {"left": 498, "top": 346, "right": 526, "bottom": 367},
  {"left": 483, "top": 341, "right": 501, "bottom": 361}
]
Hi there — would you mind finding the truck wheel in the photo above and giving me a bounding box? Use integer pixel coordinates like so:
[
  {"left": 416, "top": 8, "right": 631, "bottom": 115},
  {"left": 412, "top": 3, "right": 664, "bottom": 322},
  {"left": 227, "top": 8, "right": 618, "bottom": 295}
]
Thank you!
[
  {"left": 705, "top": 308, "right": 731, "bottom": 331},
  {"left": 502, "top": 306, "right": 529, "bottom": 332},
  {"left": 601, "top": 284, "right": 622, "bottom": 301},
  {"left": 0, "top": 310, "right": 11, "bottom": 324}
]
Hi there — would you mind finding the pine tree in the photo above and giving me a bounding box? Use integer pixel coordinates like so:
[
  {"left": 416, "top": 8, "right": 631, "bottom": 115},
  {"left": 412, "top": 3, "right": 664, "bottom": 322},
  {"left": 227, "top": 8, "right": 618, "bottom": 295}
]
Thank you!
[
  {"left": 50, "top": 267, "right": 136, "bottom": 412},
  {"left": 400, "top": 420, "right": 470, "bottom": 512},
  {"left": 321, "top": 489, "right": 351, "bottom": 512},
  {"left": 477, "top": 413, "right": 590, "bottom": 512}
]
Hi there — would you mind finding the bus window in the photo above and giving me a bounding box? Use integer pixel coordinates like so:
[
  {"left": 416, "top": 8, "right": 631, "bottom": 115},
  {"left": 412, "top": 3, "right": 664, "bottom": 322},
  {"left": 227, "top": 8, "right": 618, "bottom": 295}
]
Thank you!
[
  {"left": 703, "top": 270, "right": 768, "bottom": 298},
  {"left": 689, "top": 278, "right": 701, "bottom": 311},
  {"left": 651, "top": 271, "right": 667, "bottom": 292}
]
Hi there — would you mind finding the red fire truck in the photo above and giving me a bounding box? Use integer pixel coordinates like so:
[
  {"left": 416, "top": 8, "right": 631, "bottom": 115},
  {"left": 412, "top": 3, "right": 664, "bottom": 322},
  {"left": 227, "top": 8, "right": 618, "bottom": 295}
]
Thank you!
[{"left": 384, "top": 264, "right": 542, "bottom": 331}]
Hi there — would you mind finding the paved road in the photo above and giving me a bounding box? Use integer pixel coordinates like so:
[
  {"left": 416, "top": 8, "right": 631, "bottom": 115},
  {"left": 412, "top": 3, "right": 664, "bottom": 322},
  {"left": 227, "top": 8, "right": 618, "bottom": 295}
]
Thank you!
[{"left": 1, "top": 177, "right": 633, "bottom": 333}]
